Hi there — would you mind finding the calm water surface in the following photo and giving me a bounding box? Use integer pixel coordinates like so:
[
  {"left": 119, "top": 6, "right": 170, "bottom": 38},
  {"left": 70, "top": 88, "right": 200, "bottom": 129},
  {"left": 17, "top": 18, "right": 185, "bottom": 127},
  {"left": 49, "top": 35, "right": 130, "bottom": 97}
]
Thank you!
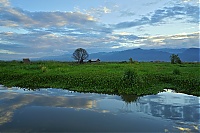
[{"left": 0, "top": 85, "right": 199, "bottom": 132}]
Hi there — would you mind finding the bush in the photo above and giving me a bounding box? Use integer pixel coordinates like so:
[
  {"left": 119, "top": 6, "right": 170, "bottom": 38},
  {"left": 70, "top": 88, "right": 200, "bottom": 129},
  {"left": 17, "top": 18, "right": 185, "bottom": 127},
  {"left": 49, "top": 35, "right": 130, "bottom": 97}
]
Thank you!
[
  {"left": 122, "top": 69, "right": 138, "bottom": 86},
  {"left": 129, "top": 58, "right": 133, "bottom": 63},
  {"left": 173, "top": 68, "right": 180, "bottom": 75},
  {"left": 170, "top": 54, "right": 182, "bottom": 64},
  {"left": 41, "top": 66, "right": 47, "bottom": 72}
]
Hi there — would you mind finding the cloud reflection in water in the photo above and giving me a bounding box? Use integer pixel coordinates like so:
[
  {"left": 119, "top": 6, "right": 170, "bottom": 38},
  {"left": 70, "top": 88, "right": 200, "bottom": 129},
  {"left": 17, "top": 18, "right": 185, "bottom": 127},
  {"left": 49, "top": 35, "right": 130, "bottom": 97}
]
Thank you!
[{"left": 0, "top": 86, "right": 199, "bottom": 132}]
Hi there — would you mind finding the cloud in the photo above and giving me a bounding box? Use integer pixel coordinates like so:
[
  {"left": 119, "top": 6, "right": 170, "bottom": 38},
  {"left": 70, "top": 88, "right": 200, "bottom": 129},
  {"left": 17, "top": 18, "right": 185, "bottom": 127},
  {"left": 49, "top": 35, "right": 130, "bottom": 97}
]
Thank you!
[
  {"left": 0, "top": 7, "right": 96, "bottom": 28},
  {"left": 0, "top": 31, "right": 199, "bottom": 60},
  {"left": 164, "top": 5, "right": 199, "bottom": 23},
  {"left": 84, "top": 5, "right": 114, "bottom": 19},
  {"left": 103, "top": 7, "right": 111, "bottom": 13},
  {"left": 180, "top": 0, "right": 199, "bottom": 4},
  {"left": 138, "top": 32, "right": 199, "bottom": 48},
  {"left": 0, "top": 2, "right": 115, "bottom": 59},
  {"left": 0, "top": 1, "right": 105, "bottom": 31},
  {"left": 0, "top": 49, "right": 22, "bottom": 54},
  {"left": 0, "top": 0, "right": 10, "bottom": 7},
  {"left": 0, "top": 29, "right": 116, "bottom": 58},
  {"left": 107, "top": 32, "right": 199, "bottom": 50},
  {"left": 0, "top": 3, "right": 113, "bottom": 41},
  {"left": 115, "top": 4, "right": 199, "bottom": 29},
  {"left": 0, "top": 0, "right": 199, "bottom": 60},
  {"left": 119, "top": 9, "right": 135, "bottom": 17}
]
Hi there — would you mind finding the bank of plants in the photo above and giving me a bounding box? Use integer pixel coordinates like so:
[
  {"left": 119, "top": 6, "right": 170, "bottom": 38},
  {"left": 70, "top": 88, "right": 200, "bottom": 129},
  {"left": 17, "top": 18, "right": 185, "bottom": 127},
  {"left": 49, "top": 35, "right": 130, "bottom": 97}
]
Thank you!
[{"left": 0, "top": 61, "right": 199, "bottom": 96}]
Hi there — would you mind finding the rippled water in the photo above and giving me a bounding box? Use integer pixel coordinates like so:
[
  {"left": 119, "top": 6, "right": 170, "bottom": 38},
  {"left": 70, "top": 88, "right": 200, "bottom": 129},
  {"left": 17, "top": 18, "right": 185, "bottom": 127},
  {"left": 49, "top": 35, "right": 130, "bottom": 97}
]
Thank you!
[{"left": 0, "top": 85, "right": 199, "bottom": 132}]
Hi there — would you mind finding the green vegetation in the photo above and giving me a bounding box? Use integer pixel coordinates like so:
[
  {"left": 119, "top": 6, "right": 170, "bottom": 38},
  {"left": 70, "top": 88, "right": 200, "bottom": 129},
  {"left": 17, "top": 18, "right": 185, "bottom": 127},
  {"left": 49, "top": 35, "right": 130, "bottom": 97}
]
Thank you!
[
  {"left": 170, "top": 54, "right": 182, "bottom": 64},
  {"left": 173, "top": 68, "right": 181, "bottom": 75},
  {"left": 0, "top": 61, "right": 199, "bottom": 96}
]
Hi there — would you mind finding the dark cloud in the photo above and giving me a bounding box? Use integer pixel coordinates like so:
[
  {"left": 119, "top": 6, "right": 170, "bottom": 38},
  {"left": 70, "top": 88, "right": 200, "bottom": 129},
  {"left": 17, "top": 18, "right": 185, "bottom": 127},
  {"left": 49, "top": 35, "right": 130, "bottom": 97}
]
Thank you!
[
  {"left": 164, "top": 5, "right": 199, "bottom": 22},
  {"left": 115, "top": 4, "right": 199, "bottom": 29},
  {"left": 114, "top": 16, "right": 150, "bottom": 29}
]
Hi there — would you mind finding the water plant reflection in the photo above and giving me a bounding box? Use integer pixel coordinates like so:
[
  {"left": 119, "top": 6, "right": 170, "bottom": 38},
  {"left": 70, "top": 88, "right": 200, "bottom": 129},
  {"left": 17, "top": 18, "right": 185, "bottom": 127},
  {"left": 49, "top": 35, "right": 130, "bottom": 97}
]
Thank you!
[
  {"left": 120, "top": 94, "right": 139, "bottom": 103},
  {"left": 0, "top": 86, "right": 199, "bottom": 132}
]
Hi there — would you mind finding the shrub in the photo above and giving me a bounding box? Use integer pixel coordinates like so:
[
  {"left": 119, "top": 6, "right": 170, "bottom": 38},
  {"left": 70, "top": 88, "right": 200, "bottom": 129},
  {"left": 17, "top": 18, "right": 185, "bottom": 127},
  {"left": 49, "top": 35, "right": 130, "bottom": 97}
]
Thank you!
[
  {"left": 122, "top": 69, "right": 138, "bottom": 86},
  {"left": 170, "top": 54, "right": 182, "bottom": 64},
  {"left": 173, "top": 68, "right": 180, "bottom": 75},
  {"left": 129, "top": 58, "right": 133, "bottom": 63},
  {"left": 41, "top": 66, "right": 47, "bottom": 72}
]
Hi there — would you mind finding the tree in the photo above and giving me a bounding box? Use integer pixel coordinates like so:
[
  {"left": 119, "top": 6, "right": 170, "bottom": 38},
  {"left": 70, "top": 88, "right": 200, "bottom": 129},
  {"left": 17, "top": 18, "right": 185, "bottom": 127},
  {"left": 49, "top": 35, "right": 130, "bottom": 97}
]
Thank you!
[
  {"left": 72, "top": 48, "right": 89, "bottom": 63},
  {"left": 170, "top": 54, "right": 182, "bottom": 64},
  {"left": 170, "top": 54, "right": 176, "bottom": 64},
  {"left": 129, "top": 57, "right": 133, "bottom": 63}
]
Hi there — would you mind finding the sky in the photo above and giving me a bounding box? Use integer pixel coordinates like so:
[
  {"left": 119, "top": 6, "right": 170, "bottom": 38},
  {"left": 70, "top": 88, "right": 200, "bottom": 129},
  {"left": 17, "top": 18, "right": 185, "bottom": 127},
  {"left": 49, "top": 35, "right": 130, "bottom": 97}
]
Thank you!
[{"left": 0, "top": 0, "right": 199, "bottom": 60}]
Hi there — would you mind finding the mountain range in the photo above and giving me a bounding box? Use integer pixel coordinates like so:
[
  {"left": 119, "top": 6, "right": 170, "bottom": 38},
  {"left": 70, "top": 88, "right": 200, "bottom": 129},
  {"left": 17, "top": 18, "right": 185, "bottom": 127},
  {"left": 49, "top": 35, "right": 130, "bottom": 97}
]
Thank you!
[{"left": 37, "top": 48, "right": 200, "bottom": 62}]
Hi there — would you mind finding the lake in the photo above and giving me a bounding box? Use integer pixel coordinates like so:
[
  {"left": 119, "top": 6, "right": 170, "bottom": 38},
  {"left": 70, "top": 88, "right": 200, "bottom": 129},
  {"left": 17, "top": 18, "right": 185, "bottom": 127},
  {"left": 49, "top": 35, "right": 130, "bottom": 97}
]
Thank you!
[{"left": 0, "top": 85, "right": 199, "bottom": 132}]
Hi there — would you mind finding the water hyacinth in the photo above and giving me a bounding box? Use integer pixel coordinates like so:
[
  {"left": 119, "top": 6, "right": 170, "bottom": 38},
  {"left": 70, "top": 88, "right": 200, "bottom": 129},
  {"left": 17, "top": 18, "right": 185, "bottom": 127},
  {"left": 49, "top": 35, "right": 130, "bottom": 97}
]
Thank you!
[{"left": 0, "top": 61, "right": 199, "bottom": 96}]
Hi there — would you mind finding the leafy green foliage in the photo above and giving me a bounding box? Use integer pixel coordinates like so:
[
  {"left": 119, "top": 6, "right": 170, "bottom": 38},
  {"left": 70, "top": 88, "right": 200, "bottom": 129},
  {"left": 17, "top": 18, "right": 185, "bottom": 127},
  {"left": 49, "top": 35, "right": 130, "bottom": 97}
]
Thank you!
[
  {"left": 170, "top": 54, "right": 182, "bottom": 64},
  {"left": 129, "top": 58, "right": 133, "bottom": 63},
  {"left": 173, "top": 68, "right": 181, "bottom": 75},
  {"left": 122, "top": 69, "right": 139, "bottom": 87},
  {"left": 0, "top": 61, "right": 199, "bottom": 96}
]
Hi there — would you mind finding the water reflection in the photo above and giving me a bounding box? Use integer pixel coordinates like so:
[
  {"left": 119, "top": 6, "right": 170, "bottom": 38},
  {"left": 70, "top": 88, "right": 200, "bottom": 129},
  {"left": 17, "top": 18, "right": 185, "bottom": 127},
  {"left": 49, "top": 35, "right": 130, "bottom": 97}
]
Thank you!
[
  {"left": 119, "top": 92, "right": 200, "bottom": 132},
  {"left": 137, "top": 92, "right": 199, "bottom": 123},
  {"left": 0, "top": 86, "right": 199, "bottom": 132},
  {"left": 120, "top": 94, "right": 139, "bottom": 103},
  {"left": 0, "top": 91, "right": 97, "bottom": 126}
]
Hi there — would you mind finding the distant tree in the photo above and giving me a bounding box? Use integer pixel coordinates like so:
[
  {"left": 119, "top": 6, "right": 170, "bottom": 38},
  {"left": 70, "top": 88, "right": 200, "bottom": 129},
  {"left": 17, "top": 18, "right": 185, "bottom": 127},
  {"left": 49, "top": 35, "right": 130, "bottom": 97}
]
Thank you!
[
  {"left": 72, "top": 48, "right": 89, "bottom": 64},
  {"left": 176, "top": 57, "right": 182, "bottom": 64},
  {"left": 170, "top": 54, "right": 176, "bottom": 64},
  {"left": 170, "top": 54, "right": 182, "bottom": 64},
  {"left": 129, "top": 57, "right": 133, "bottom": 63}
]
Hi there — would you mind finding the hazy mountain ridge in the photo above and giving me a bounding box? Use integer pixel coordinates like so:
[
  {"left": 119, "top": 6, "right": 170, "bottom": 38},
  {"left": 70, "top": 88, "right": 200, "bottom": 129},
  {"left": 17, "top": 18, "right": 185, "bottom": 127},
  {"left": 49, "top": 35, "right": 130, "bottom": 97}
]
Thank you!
[
  {"left": 179, "top": 48, "right": 200, "bottom": 62},
  {"left": 37, "top": 48, "right": 199, "bottom": 62}
]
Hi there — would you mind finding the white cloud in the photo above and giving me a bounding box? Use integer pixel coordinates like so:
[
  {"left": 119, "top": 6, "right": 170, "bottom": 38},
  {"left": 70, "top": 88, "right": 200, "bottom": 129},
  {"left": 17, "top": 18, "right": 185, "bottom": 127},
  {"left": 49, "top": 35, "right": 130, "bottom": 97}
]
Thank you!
[
  {"left": 181, "top": 0, "right": 198, "bottom": 3},
  {"left": 140, "top": 32, "right": 199, "bottom": 48},
  {"left": 103, "top": 7, "right": 111, "bottom": 13},
  {"left": 84, "top": 5, "right": 116, "bottom": 19},
  {"left": 0, "top": 49, "right": 22, "bottom": 54},
  {"left": 0, "top": 0, "right": 10, "bottom": 7}
]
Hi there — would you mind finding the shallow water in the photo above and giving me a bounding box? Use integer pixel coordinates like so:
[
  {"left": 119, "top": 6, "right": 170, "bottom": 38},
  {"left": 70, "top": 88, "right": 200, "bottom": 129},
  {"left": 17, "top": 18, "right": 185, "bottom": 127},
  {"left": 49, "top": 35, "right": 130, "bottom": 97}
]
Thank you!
[{"left": 0, "top": 85, "right": 199, "bottom": 132}]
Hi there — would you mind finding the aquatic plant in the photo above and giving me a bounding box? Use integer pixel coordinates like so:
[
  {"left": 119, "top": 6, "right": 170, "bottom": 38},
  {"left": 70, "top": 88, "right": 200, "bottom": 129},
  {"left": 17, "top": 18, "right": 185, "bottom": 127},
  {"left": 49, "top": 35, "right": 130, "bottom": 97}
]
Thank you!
[
  {"left": 0, "top": 61, "right": 199, "bottom": 96},
  {"left": 173, "top": 68, "right": 180, "bottom": 75},
  {"left": 122, "top": 69, "right": 138, "bottom": 86}
]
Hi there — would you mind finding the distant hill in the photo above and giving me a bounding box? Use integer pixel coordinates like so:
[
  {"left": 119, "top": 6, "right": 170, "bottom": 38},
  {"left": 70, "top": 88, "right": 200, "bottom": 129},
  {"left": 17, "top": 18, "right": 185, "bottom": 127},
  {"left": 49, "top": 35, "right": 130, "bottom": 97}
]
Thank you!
[
  {"left": 89, "top": 48, "right": 171, "bottom": 62},
  {"left": 155, "top": 48, "right": 187, "bottom": 54},
  {"left": 179, "top": 48, "right": 200, "bottom": 62},
  {"left": 37, "top": 54, "right": 72, "bottom": 61},
  {"left": 37, "top": 48, "right": 200, "bottom": 62}
]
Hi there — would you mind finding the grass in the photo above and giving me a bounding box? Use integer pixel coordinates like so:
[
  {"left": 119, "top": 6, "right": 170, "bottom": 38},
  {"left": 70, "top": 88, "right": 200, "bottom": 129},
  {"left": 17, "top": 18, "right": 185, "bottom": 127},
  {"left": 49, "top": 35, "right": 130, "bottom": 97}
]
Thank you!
[{"left": 0, "top": 61, "right": 199, "bottom": 96}]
